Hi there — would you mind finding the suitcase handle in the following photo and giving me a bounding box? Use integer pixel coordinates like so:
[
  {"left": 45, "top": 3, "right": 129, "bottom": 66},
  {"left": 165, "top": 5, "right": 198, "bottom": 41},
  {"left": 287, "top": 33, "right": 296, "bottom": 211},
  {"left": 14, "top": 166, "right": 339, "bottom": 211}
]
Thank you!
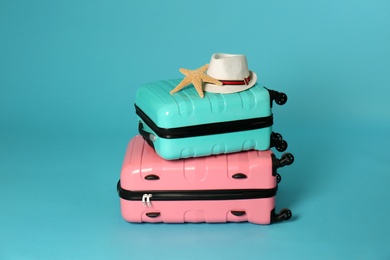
[
  {"left": 231, "top": 210, "right": 246, "bottom": 217},
  {"left": 138, "top": 122, "right": 156, "bottom": 149},
  {"left": 146, "top": 212, "right": 161, "bottom": 218},
  {"left": 232, "top": 173, "right": 248, "bottom": 179},
  {"left": 145, "top": 174, "right": 160, "bottom": 180}
]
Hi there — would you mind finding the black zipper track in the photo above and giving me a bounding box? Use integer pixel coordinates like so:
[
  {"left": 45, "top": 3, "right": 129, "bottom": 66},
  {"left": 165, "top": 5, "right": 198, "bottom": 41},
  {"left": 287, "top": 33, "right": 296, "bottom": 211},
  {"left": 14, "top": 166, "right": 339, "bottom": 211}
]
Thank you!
[
  {"left": 117, "top": 181, "right": 277, "bottom": 201},
  {"left": 135, "top": 104, "right": 273, "bottom": 139}
]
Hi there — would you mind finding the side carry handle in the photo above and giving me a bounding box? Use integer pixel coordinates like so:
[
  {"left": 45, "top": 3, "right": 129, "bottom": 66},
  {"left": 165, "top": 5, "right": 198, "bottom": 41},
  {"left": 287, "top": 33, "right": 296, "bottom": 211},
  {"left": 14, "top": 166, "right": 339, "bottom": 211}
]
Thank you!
[
  {"left": 265, "top": 87, "right": 288, "bottom": 107},
  {"left": 145, "top": 174, "right": 160, "bottom": 180},
  {"left": 146, "top": 212, "right": 161, "bottom": 218},
  {"left": 231, "top": 210, "right": 246, "bottom": 217},
  {"left": 138, "top": 121, "right": 156, "bottom": 149}
]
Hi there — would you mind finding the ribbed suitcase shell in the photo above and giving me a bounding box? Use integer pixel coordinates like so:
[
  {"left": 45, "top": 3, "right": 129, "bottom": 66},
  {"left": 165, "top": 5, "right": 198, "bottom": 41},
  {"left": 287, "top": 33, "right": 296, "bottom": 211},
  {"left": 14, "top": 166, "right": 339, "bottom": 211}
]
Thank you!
[
  {"left": 119, "top": 199, "right": 276, "bottom": 224},
  {"left": 135, "top": 79, "right": 283, "bottom": 160},
  {"left": 118, "top": 135, "right": 291, "bottom": 224}
]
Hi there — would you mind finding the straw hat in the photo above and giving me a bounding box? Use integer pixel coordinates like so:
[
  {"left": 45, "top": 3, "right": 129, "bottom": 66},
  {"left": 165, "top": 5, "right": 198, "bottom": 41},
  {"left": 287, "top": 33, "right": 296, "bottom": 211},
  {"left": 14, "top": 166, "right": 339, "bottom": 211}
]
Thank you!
[{"left": 203, "top": 53, "right": 257, "bottom": 94}]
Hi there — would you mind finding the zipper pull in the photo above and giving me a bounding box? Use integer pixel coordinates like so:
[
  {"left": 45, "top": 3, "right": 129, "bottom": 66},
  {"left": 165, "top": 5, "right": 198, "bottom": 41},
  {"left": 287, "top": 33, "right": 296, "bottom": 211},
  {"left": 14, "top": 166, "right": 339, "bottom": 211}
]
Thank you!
[{"left": 142, "top": 194, "right": 153, "bottom": 207}]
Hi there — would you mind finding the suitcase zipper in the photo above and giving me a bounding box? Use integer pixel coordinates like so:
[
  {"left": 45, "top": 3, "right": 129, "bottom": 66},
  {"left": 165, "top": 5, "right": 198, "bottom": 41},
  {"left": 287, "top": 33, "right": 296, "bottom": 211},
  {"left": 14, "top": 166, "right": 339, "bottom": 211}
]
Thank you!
[
  {"left": 142, "top": 194, "right": 153, "bottom": 207},
  {"left": 135, "top": 105, "right": 273, "bottom": 139},
  {"left": 117, "top": 181, "right": 278, "bottom": 204}
]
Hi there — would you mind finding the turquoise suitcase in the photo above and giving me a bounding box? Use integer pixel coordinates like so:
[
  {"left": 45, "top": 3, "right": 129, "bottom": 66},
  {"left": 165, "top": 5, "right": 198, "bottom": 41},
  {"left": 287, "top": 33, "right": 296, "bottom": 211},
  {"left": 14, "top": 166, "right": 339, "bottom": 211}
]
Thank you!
[{"left": 135, "top": 79, "right": 288, "bottom": 160}]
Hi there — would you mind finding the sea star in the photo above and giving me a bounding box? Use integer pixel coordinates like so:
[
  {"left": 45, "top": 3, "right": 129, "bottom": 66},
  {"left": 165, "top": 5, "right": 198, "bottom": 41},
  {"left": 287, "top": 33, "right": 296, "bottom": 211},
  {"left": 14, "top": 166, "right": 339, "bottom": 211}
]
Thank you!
[{"left": 170, "top": 64, "right": 222, "bottom": 98}]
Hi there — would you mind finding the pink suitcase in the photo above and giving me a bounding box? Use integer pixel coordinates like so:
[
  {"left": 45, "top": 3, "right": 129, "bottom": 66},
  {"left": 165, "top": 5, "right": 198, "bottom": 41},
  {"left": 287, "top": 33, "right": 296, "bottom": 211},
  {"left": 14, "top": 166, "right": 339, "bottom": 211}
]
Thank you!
[{"left": 117, "top": 135, "right": 294, "bottom": 224}]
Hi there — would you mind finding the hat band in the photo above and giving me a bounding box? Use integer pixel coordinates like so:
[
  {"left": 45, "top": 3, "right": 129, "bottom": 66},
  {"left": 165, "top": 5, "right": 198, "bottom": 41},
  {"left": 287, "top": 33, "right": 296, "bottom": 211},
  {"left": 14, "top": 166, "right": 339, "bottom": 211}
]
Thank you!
[{"left": 219, "top": 75, "right": 251, "bottom": 86}]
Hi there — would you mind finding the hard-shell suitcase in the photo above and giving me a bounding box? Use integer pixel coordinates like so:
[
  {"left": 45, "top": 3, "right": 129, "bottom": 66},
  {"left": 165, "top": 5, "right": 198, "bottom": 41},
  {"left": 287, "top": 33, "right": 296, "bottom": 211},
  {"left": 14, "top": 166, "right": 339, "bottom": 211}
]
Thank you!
[
  {"left": 117, "top": 135, "right": 294, "bottom": 224},
  {"left": 135, "top": 79, "right": 288, "bottom": 160}
]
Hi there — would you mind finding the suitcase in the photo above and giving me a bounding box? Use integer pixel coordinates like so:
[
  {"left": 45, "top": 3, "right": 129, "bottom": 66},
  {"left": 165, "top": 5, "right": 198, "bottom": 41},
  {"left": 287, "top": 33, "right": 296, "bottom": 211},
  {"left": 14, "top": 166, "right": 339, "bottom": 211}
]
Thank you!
[
  {"left": 135, "top": 79, "right": 288, "bottom": 160},
  {"left": 117, "top": 135, "right": 294, "bottom": 224}
]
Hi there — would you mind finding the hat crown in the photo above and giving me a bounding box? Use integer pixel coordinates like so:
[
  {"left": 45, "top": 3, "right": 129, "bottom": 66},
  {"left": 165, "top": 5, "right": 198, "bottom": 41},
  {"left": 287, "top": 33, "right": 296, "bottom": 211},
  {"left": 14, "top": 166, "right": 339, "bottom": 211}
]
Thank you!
[{"left": 207, "top": 53, "right": 250, "bottom": 80}]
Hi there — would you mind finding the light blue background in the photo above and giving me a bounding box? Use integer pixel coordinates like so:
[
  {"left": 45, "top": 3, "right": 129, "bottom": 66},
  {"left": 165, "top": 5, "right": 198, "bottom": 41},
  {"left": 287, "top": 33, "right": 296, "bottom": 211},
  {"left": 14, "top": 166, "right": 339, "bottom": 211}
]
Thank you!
[{"left": 1, "top": 0, "right": 390, "bottom": 259}]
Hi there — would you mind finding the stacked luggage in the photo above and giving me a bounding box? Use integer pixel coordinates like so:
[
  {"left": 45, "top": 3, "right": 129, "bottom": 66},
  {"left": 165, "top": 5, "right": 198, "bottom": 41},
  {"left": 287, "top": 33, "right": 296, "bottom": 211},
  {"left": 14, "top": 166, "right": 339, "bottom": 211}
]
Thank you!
[{"left": 117, "top": 53, "right": 294, "bottom": 224}]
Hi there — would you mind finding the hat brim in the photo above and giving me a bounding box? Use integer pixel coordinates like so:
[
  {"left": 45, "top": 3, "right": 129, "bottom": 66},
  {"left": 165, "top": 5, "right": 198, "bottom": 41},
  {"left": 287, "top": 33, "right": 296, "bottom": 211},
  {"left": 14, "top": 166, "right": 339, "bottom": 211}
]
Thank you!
[{"left": 203, "top": 71, "right": 257, "bottom": 94}]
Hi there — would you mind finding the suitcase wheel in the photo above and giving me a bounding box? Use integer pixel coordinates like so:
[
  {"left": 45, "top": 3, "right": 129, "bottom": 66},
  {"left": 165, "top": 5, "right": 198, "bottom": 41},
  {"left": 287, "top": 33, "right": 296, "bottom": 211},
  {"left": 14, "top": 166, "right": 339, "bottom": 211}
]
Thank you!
[
  {"left": 266, "top": 88, "right": 288, "bottom": 107},
  {"left": 146, "top": 212, "right": 161, "bottom": 218},
  {"left": 231, "top": 210, "right": 246, "bottom": 217},
  {"left": 279, "top": 153, "right": 294, "bottom": 167},
  {"left": 276, "top": 173, "right": 282, "bottom": 183},
  {"left": 276, "top": 140, "right": 288, "bottom": 152},
  {"left": 277, "top": 208, "right": 292, "bottom": 221},
  {"left": 275, "top": 92, "right": 287, "bottom": 105},
  {"left": 271, "top": 132, "right": 288, "bottom": 152},
  {"left": 272, "top": 132, "right": 283, "bottom": 140}
]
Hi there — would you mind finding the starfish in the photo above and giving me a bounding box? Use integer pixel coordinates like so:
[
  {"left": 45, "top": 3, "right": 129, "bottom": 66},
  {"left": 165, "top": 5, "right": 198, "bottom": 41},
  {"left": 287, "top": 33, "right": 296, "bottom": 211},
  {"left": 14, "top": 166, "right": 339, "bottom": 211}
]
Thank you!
[{"left": 170, "top": 64, "right": 222, "bottom": 98}]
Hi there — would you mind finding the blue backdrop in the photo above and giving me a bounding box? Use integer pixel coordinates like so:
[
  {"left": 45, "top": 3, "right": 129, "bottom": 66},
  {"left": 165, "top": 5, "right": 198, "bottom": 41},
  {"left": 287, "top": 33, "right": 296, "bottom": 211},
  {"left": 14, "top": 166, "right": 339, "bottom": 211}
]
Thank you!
[{"left": 1, "top": 0, "right": 390, "bottom": 259}]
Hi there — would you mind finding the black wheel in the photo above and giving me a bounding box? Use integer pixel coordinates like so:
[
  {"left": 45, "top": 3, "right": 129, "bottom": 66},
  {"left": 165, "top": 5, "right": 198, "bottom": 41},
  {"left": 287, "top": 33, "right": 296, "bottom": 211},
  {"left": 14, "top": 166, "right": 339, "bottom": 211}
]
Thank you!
[
  {"left": 276, "top": 140, "right": 288, "bottom": 152},
  {"left": 277, "top": 208, "right": 292, "bottom": 221},
  {"left": 280, "top": 153, "right": 294, "bottom": 166},
  {"left": 276, "top": 173, "right": 282, "bottom": 183},
  {"left": 272, "top": 132, "right": 283, "bottom": 140},
  {"left": 276, "top": 93, "right": 287, "bottom": 105}
]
